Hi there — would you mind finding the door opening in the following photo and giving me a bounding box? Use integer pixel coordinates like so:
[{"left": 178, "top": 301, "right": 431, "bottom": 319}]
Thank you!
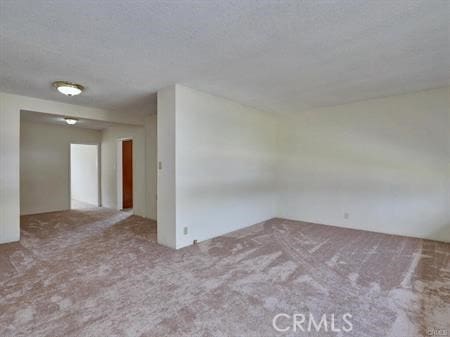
[
  {"left": 122, "top": 139, "right": 133, "bottom": 210},
  {"left": 70, "top": 144, "right": 99, "bottom": 209}
]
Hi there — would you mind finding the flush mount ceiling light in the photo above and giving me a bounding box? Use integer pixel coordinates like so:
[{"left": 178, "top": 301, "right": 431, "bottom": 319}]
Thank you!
[
  {"left": 64, "top": 117, "right": 78, "bottom": 125},
  {"left": 52, "top": 81, "right": 84, "bottom": 96}
]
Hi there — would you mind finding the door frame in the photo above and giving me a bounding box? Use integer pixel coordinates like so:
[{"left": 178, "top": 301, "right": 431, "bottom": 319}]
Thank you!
[
  {"left": 69, "top": 142, "right": 101, "bottom": 209},
  {"left": 116, "top": 137, "right": 133, "bottom": 211}
]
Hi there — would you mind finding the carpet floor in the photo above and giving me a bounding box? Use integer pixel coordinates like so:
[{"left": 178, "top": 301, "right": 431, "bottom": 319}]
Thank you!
[{"left": 0, "top": 208, "right": 449, "bottom": 337}]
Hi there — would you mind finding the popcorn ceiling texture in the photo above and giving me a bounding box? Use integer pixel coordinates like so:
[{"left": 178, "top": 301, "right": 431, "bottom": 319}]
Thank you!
[
  {"left": 0, "top": 208, "right": 449, "bottom": 336},
  {"left": 0, "top": 1, "right": 448, "bottom": 114}
]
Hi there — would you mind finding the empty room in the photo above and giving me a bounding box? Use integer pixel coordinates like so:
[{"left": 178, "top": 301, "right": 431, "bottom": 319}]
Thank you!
[{"left": 0, "top": 1, "right": 448, "bottom": 337}]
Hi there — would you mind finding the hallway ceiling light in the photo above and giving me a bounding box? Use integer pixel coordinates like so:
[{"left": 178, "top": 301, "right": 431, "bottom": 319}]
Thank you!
[
  {"left": 64, "top": 118, "right": 78, "bottom": 125},
  {"left": 52, "top": 81, "right": 84, "bottom": 96}
]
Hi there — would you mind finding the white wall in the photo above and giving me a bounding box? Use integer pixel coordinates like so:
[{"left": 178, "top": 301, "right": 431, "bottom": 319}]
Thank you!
[
  {"left": 0, "top": 93, "right": 20, "bottom": 243},
  {"left": 3, "top": 87, "right": 448, "bottom": 245},
  {"left": 158, "top": 85, "right": 449, "bottom": 248},
  {"left": 70, "top": 144, "right": 99, "bottom": 206},
  {"left": 157, "top": 85, "right": 278, "bottom": 249},
  {"left": 145, "top": 114, "right": 157, "bottom": 220},
  {"left": 277, "top": 87, "right": 450, "bottom": 242},
  {"left": 157, "top": 86, "right": 177, "bottom": 248},
  {"left": 20, "top": 121, "right": 101, "bottom": 215},
  {"left": 101, "top": 125, "right": 147, "bottom": 217}
]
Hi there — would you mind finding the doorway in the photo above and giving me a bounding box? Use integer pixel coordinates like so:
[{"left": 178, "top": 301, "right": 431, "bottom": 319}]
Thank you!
[
  {"left": 122, "top": 139, "right": 133, "bottom": 209},
  {"left": 117, "top": 138, "right": 133, "bottom": 211},
  {"left": 70, "top": 144, "right": 100, "bottom": 209}
]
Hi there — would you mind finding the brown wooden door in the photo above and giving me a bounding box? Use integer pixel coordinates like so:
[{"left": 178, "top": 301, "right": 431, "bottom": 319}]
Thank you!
[{"left": 122, "top": 139, "right": 133, "bottom": 209}]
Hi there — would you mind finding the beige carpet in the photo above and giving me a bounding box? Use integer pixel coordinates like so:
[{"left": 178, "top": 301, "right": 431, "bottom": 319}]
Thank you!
[{"left": 0, "top": 209, "right": 449, "bottom": 337}]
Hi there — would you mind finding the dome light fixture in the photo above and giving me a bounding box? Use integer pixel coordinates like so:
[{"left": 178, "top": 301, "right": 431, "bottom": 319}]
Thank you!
[
  {"left": 64, "top": 117, "right": 78, "bottom": 125},
  {"left": 52, "top": 81, "right": 84, "bottom": 96}
]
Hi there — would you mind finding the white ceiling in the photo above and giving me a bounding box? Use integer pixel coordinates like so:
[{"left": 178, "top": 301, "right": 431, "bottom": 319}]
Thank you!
[
  {"left": 20, "top": 110, "right": 122, "bottom": 130},
  {"left": 1, "top": 1, "right": 448, "bottom": 115}
]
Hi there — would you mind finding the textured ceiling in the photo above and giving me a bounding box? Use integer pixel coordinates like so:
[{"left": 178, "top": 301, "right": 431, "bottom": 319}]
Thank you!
[{"left": 1, "top": 0, "right": 448, "bottom": 115}]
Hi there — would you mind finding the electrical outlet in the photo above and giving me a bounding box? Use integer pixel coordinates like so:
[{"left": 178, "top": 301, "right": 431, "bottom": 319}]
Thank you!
[
  {"left": 158, "top": 161, "right": 162, "bottom": 170},
  {"left": 344, "top": 212, "right": 349, "bottom": 219},
  {"left": 183, "top": 226, "right": 188, "bottom": 235}
]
